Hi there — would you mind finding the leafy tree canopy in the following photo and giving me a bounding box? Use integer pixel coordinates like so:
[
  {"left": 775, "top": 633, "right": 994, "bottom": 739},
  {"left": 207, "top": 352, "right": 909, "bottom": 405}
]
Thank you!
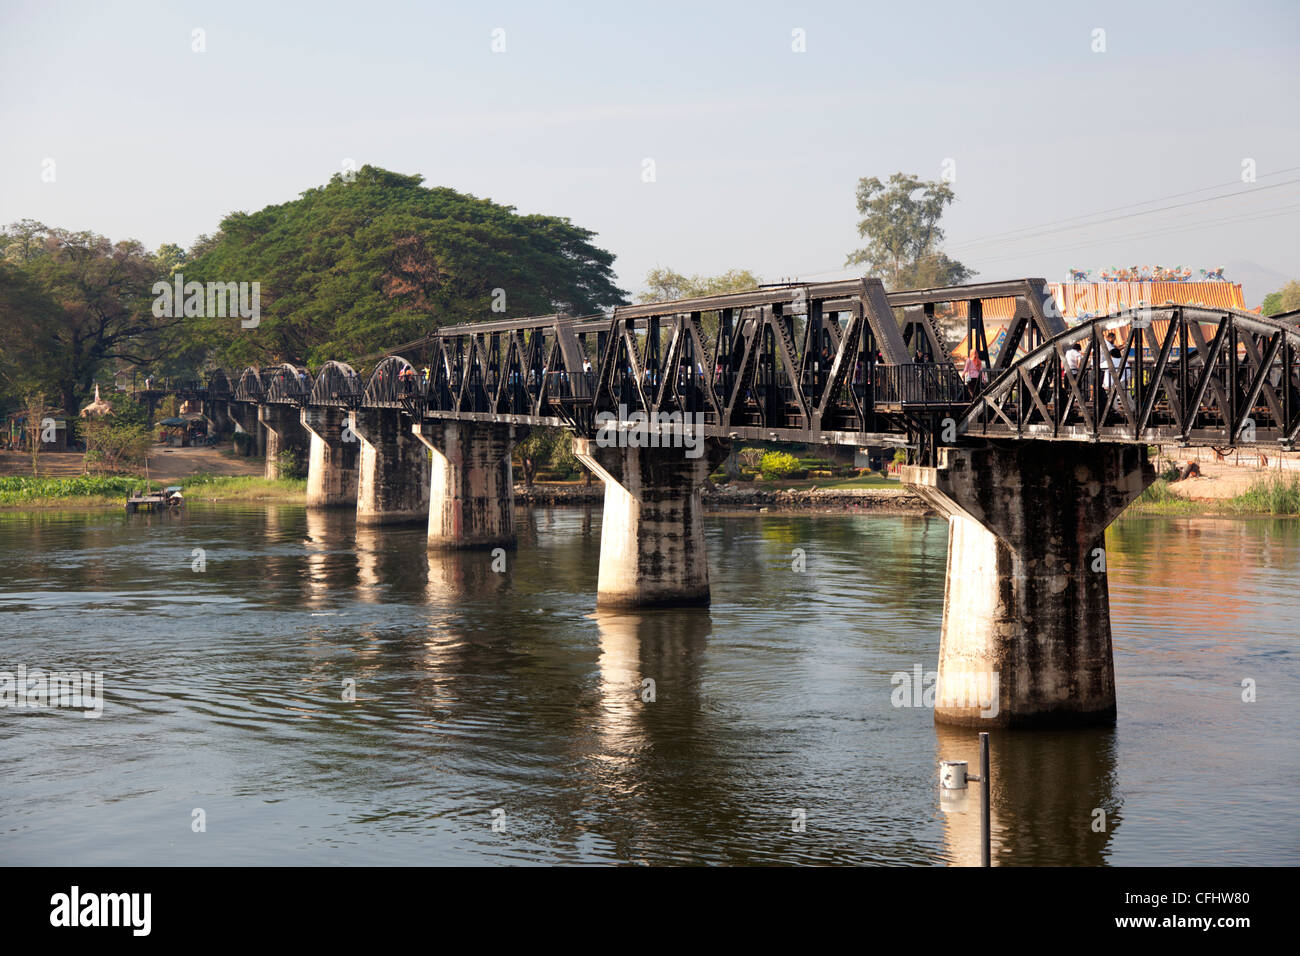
[
  {"left": 185, "top": 165, "right": 627, "bottom": 369},
  {"left": 0, "top": 224, "right": 180, "bottom": 418},
  {"left": 1261, "top": 280, "right": 1300, "bottom": 316},
  {"left": 845, "top": 172, "right": 974, "bottom": 290},
  {"left": 638, "top": 268, "right": 762, "bottom": 303}
]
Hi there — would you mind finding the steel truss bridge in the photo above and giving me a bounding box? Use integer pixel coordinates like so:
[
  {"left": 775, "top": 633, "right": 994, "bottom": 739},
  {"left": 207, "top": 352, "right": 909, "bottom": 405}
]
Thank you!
[{"left": 157, "top": 278, "right": 1300, "bottom": 462}]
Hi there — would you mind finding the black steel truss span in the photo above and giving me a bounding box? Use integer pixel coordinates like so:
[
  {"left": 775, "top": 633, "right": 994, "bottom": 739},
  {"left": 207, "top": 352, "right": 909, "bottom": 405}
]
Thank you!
[
  {"left": 309, "top": 361, "right": 363, "bottom": 407},
  {"left": 416, "top": 278, "right": 1064, "bottom": 444},
  {"left": 164, "top": 282, "right": 1299, "bottom": 452},
  {"left": 364, "top": 355, "right": 421, "bottom": 413},
  {"left": 234, "top": 367, "right": 270, "bottom": 402},
  {"left": 264, "top": 364, "right": 312, "bottom": 404},
  {"left": 961, "top": 306, "right": 1300, "bottom": 448}
]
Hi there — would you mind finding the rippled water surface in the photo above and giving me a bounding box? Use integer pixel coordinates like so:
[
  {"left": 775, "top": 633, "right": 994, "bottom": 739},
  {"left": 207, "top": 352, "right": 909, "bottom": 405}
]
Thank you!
[{"left": 1, "top": 504, "right": 1296, "bottom": 865}]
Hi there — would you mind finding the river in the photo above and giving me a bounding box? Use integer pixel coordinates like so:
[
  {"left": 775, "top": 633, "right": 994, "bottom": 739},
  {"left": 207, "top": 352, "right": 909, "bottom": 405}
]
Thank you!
[{"left": 0, "top": 504, "right": 1296, "bottom": 865}]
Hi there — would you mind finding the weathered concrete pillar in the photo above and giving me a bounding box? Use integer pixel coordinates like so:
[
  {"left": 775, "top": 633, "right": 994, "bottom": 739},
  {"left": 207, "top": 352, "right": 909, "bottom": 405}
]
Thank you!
[
  {"left": 228, "top": 402, "right": 265, "bottom": 457},
  {"left": 203, "top": 399, "right": 232, "bottom": 438},
  {"left": 301, "top": 407, "right": 359, "bottom": 508},
  {"left": 412, "top": 421, "right": 518, "bottom": 550},
  {"left": 902, "top": 442, "right": 1152, "bottom": 729},
  {"left": 573, "top": 438, "right": 726, "bottom": 608},
  {"left": 350, "top": 408, "right": 429, "bottom": 526},
  {"left": 259, "top": 403, "right": 309, "bottom": 481}
]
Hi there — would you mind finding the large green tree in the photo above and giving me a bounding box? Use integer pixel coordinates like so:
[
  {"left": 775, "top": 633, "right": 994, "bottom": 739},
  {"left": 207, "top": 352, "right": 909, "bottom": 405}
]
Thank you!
[
  {"left": 0, "top": 224, "right": 179, "bottom": 418},
  {"left": 185, "top": 166, "right": 627, "bottom": 368},
  {"left": 845, "top": 172, "right": 973, "bottom": 290}
]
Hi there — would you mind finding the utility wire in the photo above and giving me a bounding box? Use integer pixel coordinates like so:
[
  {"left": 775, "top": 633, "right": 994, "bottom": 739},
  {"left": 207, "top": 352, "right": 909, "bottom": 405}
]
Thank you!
[{"left": 944, "top": 165, "right": 1300, "bottom": 249}]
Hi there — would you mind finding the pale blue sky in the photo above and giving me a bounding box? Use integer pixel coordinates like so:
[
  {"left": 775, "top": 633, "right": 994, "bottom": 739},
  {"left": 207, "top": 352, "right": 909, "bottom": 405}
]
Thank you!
[{"left": 2, "top": 0, "right": 1297, "bottom": 303}]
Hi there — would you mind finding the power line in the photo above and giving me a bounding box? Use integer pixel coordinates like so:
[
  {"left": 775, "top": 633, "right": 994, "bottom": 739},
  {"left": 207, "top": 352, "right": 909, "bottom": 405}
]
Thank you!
[
  {"left": 970, "top": 204, "right": 1300, "bottom": 267},
  {"left": 944, "top": 165, "right": 1300, "bottom": 249},
  {"left": 947, "top": 178, "right": 1300, "bottom": 252}
]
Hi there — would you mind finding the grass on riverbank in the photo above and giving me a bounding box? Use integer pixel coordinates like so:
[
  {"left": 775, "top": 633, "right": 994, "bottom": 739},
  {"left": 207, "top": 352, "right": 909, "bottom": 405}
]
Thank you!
[
  {"left": 0, "top": 473, "right": 305, "bottom": 509},
  {"left": 712, "top": 473, "right": 900, "bottom": 490},
  {"left": 1130, "top": 474, "right": 1300, "bottom": 516}
]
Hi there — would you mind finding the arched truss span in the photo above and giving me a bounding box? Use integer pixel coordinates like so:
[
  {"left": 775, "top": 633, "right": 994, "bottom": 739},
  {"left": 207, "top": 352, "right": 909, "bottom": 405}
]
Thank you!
[
  {"left": 234, "top": 367, "right": 265, "bottom": 402},
  {"left": 310, "top": 361, "right": 363, "bottom": 407},
  {"left": 207, "top": 369, "right": 233, "bottom": 399},
  {"left": 264, "top": 363, "right": 312, "bottom": 404},
  {"left": 960, "top": 306, "right": 1300, "bottom": 447},
  {"left": 363, "top": 355, "right": 421, "bottom": 408}
]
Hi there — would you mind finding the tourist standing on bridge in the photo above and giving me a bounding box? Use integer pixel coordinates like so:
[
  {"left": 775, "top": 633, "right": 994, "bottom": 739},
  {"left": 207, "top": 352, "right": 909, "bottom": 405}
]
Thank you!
[
  {"left": 1103, "top": 332, "right": 1122, "bottom": 391},
  {"left": 1065, "top": 342, "right": 1083, "bottom": 386},
  {"left": 963, "top": 349, "right": 983, "bottom": 398}
]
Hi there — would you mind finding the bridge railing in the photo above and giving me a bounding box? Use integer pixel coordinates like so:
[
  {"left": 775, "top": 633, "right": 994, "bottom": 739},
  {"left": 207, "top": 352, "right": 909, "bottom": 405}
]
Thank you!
[{"left": 874, "top": 363, "right": 969, "bottom": 406}]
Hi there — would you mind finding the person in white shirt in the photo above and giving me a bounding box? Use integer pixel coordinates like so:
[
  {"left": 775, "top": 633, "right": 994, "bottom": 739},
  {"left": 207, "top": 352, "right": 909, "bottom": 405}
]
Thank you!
[{"left": 1064, "top": 342, "right": 1083, "bottom": 375}]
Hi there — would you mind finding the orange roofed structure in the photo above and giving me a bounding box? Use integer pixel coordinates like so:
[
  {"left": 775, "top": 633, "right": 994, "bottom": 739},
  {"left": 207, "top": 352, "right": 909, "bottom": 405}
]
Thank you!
[{"left": 949, "top": 280, "right": 1248, "bottom": 359}]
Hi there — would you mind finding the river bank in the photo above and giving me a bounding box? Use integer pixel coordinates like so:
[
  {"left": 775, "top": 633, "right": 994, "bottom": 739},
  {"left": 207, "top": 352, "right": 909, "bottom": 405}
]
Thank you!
[
  {"left": 4, "top": 473, "right": 1297, "bottom": 518},
  {"left": 0, "top": 474, "right": 305, "bottom": 509},
  {"left": 517, "top": 480, "right": 934, "bottom": 514}
]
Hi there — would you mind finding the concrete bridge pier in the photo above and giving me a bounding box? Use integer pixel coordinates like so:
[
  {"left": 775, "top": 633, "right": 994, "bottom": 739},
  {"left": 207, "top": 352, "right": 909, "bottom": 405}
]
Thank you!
[
  {"left": 229, "top": 403, "right": 264, "bottom": 458},
  {"left": 902, "top": 442, "right": 1153, "bottom": 729},
  {"left": 412, "top": 421, "right": 519, "bottom": 550},
  {"left": 573, "top": 438, "right": 727, "bottom": 608},
  {"left": 202, "top": 399, "right": 233, "bottom": 438},
  {"left": 259, "top": 404, "right": 310, "bottom": 481},
  {"left": 350, "top": 409, "right": 430, "bottom": 525},
  {"left": 301, "top": 407, "right": 359, "bottom": 508}
]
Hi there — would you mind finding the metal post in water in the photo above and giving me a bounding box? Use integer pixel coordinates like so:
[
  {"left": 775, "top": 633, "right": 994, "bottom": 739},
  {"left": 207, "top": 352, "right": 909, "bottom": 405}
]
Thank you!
[
  {"left": 938, "top": 733, "right": 991, "bottom": 866},
  {"left": 979, "top": 731, "right": 990, "bottom": 867}
]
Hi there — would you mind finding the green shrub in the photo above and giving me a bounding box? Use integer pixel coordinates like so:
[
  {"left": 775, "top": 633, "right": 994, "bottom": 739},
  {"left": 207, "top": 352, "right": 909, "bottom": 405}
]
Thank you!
[
  {"left": 760, "top": 450, "right": 801, "bottom": 479},
  {"left": 276, "top": 449, "right": 307, "bottom": 480}
]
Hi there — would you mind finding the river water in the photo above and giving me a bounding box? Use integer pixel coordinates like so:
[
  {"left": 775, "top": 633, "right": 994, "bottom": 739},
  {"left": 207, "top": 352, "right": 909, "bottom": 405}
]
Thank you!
[{"left": 0, "top": 504, "right": 1296, "bottom": 866}]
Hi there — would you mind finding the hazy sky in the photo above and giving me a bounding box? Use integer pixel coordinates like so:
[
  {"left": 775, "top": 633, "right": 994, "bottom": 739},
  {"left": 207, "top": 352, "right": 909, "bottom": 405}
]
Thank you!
[{"left": 2, "top": 0, "right": 1297, "bottom": 304}]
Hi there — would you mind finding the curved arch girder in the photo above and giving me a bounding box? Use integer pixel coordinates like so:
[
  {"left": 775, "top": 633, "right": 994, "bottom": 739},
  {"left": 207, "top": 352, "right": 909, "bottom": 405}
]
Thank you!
[
  {"left": 960, "top": 306, "right": 1300, "bottom": 448},
  {"left": 363, "top": 355, "right": 421, "bottom": 408},
  {"left": 264, "top": 363, "right": 312, "bottom": 404},
  {"left": 309, "top": 361, "right": 363, "bottom": 407},
  {"left": 234, "top": 367, "right": 264, "bottom": 402}
]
